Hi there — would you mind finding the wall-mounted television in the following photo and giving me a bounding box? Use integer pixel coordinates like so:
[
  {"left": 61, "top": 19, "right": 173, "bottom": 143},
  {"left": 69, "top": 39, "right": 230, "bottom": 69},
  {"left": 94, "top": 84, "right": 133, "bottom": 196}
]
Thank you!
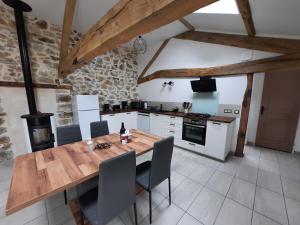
[{"left": 191, "top": 78, "right": 217, "bottom": 92}]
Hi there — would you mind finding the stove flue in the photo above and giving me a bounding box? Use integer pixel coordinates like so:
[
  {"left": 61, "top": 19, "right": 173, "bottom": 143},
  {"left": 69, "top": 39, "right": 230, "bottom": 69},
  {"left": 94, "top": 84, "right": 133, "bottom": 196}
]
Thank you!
[{"left": 3, "top": 0, "right": 55, "bottom": 152}]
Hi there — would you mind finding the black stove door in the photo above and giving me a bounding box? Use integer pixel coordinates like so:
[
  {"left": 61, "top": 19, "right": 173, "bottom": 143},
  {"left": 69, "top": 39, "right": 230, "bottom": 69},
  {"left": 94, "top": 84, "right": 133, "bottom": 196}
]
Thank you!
[{"left": 182, "top": 123, "right": 206, "bottom": 145}]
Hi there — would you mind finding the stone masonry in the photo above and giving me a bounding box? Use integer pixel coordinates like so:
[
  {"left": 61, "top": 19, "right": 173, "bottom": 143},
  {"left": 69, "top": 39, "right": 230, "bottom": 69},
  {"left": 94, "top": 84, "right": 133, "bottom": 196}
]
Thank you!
[{"left": 0, "top": 5, "right": 139, "bottom": 160}]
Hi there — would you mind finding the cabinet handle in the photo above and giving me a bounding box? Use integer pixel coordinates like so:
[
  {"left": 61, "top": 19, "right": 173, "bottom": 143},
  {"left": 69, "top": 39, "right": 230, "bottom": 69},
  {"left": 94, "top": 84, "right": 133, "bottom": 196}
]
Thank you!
[
  {"left": 169, "top": 130, "right": 175, "bottom": 133},
  {"left": 109, "top": 114, "right": 115, "bottom": 117},
  {"left": 188, "top": 143, "right": 195, "bottom": 146},
  {"left": 212, "top": 122, "right": 221, "bottom": 125},
  {"left": 170, "top": 116, "right": 175, "bottom": 119},
  {"left": 169, "top": 123, "right": 175, "bottom": 126},
  {"left": 126, "top": 113, "right": 131, "bottom": 115}
]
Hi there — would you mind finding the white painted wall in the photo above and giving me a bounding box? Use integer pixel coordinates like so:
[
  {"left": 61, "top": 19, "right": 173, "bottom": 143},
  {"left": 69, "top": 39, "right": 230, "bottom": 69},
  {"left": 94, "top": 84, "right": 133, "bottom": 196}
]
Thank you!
[
  {"left": 0, "top": 87, "right": 57, "bottom": 156},
  {"left": 137, "top": 39, "right": 300, "bottom": 152}
]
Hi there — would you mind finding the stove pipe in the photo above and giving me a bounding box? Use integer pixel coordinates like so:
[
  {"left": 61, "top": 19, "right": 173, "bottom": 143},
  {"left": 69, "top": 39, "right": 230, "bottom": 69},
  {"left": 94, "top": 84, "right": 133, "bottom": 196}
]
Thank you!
[{"left": 3, "top": 0, "right": 37, "bottom": 114}]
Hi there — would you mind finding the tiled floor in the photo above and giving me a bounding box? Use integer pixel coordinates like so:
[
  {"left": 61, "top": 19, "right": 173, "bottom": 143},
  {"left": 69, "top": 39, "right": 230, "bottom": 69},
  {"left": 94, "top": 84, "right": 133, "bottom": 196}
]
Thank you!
[{"left": 1, "top": 145, "right": 300, "bottom": 225}]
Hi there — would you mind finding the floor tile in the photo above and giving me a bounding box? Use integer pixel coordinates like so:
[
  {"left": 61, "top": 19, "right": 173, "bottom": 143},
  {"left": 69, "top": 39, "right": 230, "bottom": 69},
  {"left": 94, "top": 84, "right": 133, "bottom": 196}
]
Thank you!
[
  {"left": 236, "top": 164, "right": 258, "bottom": 184},
  {"left": 188, "top": 164, "right": 215, "bottom": 185},
  {"left": 260, "top": 149, "right": 278, "bottom": 162},
  {"left": 279, "top": 164, "right": 300, "bottom": 182},
  {"left": 120, "top": 189, "right": 165, "bottom": 224},
  {"left": 140, "top": 199, "right": 185, "bottom": 225},
  {"left": 217, "top": 158, "right": 240, "bottom": 176},
  {"left": 252, "top": 212, "right": 281, "bottom": 225},
  {"left": 281, "top": 177, "right": 300, "bottom": 202},
  {"left": 257, "top": 170, "right": 282, "bottom": 194},
  {"left": 206, "top": 171, "right": 233, "bottom": 196},
  {"left": 259, "top": 158, "right": 280, "bottom": 175},
  {"left": 173, "top": 158, "right": 199, "bottom": 176},
  {"left": 188, "top": 188, "right": 224, "bottom": 225},
  {"left": 214, "top": 198, "right": 252, "bottom": 225},
  {"left": 254, "top": 186, "right": 288, "bottom": 225},
  {"left": 227, "top": 178, "right": 256, "bottom": 209},
  {"left": 285, "top": 197, "right": 300, "bottom": 225},
  {"left": 177, "top": 213, "right": 203, "bottom": 225},
  {"left": 172, "top": 178, "right": 203, "bottom": 210},
  {"left": 155, "top": 171, "right": 185, "bottom": 197}
]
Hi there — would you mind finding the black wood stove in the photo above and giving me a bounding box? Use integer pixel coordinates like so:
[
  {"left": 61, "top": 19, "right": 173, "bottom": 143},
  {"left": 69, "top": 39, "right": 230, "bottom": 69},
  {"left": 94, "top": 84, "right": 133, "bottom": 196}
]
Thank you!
[{"left": 3, "top": 0, "right": 55, "bottom": 152}]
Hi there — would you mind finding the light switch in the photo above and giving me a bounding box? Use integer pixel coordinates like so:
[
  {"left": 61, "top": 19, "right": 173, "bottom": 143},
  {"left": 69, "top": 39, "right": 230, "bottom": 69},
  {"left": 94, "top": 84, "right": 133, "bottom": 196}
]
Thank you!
[{"left": 234, "top": 110, "right": 240, "bottom": 114}]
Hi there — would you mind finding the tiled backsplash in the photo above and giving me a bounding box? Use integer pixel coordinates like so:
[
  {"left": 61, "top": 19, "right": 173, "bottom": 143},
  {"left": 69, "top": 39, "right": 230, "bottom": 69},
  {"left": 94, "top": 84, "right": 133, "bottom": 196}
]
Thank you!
[{"left": 145, "top": 101, "right": 241, "bottom": 118}]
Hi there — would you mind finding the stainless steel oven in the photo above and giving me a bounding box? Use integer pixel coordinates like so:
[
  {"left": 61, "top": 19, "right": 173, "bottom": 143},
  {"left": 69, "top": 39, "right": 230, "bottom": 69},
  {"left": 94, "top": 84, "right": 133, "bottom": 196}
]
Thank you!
[{"left": 182, "top": 118, "right": 207, "bottom": 145}]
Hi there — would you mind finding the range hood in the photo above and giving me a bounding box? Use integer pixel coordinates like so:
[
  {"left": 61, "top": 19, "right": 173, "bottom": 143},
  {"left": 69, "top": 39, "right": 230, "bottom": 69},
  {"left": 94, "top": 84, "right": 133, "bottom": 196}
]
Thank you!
[{"left": 191, "top": 78, "right": 217, "bottom": 92}]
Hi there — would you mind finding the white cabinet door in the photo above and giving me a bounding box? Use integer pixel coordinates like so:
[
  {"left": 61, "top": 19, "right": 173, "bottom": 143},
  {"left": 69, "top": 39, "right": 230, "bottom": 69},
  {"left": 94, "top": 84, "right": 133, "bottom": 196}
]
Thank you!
[
  {"left": 102, "top": 114, "right": 121, "bottom": 133},
  {"left": 205, "top": 121, "right": 228, "bottom": 160},
  {"left": 150, "top": 114, "right": 167, "bottom": 136},
  {"left": 138, "top": 113, "right": 150, "bottom": 132},
  {"left": 124, "top": 112, "right": 137, "bottom": 130}
]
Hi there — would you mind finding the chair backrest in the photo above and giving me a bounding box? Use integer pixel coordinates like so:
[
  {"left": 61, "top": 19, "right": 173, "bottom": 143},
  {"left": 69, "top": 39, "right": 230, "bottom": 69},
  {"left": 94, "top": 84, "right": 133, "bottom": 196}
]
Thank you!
[
  {"left": 90, "top": 121, "right": 109, "bottom": 138},
  {"left": 149, "top": 136, "right": 174, "bottom": 189},
  {"left": 56, "top": 125, "right": 82, "bottom": 146},
  {"left": 97, "top": 151, "right": 136, "bottom": 225}
]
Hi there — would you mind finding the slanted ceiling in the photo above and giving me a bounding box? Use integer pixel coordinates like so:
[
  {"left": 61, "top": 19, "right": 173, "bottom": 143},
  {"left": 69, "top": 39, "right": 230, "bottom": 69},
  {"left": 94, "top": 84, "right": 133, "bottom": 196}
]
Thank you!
[{"left": 1, "top": 0, "right": 299, "bottom": 46}]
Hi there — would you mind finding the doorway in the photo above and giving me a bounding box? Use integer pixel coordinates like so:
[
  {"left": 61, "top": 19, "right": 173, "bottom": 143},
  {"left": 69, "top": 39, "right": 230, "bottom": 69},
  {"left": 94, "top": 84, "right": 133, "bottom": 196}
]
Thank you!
[{"left": 256, "top": 70, "right": 300, "bottom": 152}]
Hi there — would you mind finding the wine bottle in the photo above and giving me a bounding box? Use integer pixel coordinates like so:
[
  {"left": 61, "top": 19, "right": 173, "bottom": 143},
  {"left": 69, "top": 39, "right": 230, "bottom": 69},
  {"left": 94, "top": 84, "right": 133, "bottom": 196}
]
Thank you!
[{"left": 120, "top": 122, "right": 126, "bottom": 135}]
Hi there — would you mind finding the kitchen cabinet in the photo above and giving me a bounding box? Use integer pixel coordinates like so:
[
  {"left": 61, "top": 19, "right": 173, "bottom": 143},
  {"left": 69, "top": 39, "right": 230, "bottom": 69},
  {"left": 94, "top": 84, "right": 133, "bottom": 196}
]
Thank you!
[
  {"left": 138, "top": 113, "right": 150, "bottom": 132},
  {"left": 150, "top": 113, "right": 169, "bottom": 136},
  {"left": 101, "top": 113, "right": 121, "bottom": 133},
  {"left": 121, "top": 112, "right": 137, "bottom": 130},
  {"left": 101, "top": 112, "right": 137, "bottom": 133},
  {"left": 205, "top": 121, "right": 234, "bottom": 160}
]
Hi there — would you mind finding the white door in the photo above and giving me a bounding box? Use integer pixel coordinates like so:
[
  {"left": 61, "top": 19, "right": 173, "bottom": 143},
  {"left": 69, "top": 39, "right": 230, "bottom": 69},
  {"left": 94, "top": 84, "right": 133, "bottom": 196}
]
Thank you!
[{"left": 78, "top": 110, "right": 100, "bottom": 140}]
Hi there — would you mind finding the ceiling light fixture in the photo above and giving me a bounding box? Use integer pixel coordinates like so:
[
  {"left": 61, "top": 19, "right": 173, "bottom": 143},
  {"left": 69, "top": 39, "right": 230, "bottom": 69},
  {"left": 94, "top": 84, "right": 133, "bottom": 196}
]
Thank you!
[
  {"left": 133, "top": 36, "right": 147, "bottom": 54},
  {"left": 194, "top": 0, "right": 239, "bottom": 15}
]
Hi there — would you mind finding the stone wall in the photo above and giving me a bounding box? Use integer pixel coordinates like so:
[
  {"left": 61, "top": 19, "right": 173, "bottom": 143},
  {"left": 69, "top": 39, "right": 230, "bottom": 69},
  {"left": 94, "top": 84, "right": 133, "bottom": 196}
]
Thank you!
[
  {"left": 0, "top": 97, "right": 13, "bottom": 162},
  {"left": 0, "top": 5, "right": 139, "bottom": 161}
]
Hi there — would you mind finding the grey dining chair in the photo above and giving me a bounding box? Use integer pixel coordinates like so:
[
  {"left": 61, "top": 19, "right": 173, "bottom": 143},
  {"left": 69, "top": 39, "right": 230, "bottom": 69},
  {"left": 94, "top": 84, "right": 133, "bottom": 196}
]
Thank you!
[
  {"left": 135, "top": 136, "right": 174, "bottom": 224},
  {"left": 90, "top": 120, "right": 109, "bottom": 138},
  {"left": 78, "top": 151, "right": 138, "bottom": 225},
  {"left": 57, "top": 124, "right": 83, "bottom": 205}
]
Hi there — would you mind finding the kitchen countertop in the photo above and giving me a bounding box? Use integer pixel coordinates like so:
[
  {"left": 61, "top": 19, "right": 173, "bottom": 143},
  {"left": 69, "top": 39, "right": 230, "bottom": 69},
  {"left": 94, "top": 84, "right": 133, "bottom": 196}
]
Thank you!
[{"left": 100, "top": 110, "right": 236, "bottom": 123}]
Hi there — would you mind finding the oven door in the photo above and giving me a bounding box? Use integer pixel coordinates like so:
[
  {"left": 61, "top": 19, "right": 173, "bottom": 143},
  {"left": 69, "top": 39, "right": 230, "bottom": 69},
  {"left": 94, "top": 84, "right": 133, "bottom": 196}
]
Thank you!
[{"left": 182, "top": 123, "right": 206, "bottom": 145}]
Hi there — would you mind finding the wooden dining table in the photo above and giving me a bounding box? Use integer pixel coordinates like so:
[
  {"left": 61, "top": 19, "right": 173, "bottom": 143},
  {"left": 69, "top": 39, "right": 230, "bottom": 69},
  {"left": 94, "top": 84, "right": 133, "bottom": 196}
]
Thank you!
[{"left": 5, "top": 129, "right": 160, "bottom": 215}]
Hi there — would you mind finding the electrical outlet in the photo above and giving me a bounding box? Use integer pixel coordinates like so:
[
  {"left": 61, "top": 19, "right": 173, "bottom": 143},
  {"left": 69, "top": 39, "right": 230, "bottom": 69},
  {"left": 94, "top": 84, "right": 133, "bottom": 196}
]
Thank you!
[
  {"left": 227, "top": 109, "right": 232, "bottom": 113},
  {"left": 234, "top": 110, "right": 240, "bottom": 114}
]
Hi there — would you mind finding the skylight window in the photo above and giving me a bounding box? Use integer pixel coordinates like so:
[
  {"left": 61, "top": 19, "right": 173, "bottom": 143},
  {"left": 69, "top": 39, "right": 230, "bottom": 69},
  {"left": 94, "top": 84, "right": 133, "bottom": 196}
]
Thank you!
[{"left": 194, "top": 0, "right": 239, "bottom": 14}]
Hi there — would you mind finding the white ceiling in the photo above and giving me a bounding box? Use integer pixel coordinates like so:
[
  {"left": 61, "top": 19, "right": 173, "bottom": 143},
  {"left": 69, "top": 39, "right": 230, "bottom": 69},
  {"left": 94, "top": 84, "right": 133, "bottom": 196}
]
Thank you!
[{"left": 1, "top": 0, "right": 300, "bottom": 46}]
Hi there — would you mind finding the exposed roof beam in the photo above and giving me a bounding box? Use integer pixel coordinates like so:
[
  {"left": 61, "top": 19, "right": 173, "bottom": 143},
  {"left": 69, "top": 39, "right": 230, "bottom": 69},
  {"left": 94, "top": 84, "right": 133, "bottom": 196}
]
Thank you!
[
  {"left": 138, "top": 39, "right": 170, "bottom": 83},
  {"left": 60, "top": 0, "right": 218, "bottom": 76},
  {"left": 138, "top": 53, "right": 300, "bottom": 84},
  {"left": 235, "top": 0, "right": 256, "bottom": 36},
  {"left": 175, "top": 31, "right": 300, "bottom": 54},
  {"left": 59, "top": 0, "right": 77, "bottom": 74},
  {"left": 178, "top": 18, "right": 195, "bottom": 31}
]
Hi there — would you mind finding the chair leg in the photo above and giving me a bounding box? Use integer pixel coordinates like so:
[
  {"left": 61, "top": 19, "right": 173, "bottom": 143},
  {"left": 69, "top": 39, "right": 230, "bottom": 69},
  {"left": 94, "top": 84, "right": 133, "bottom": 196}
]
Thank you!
[
  {"left": 80, "top": 210, "right": 84, "bottom": 225},
  {"left": 133, "top": 203, "right": 138, "bottom": 225},
  {"left": 64, "top": 190, "right": 68, "bottom": 205},
  {"left": 149, "top": 191, "right": 152, "bottom": 224},
  {"left": 168, "top": 177, "right": 171, "bottom": 205}
]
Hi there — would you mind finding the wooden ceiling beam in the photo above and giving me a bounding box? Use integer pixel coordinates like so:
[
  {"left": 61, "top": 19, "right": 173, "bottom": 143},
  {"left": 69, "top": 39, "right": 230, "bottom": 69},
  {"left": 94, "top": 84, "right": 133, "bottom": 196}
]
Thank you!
[
  {"left": 138, "top": 53, "right": 300, "bottom": 84},
  {"left": 235, "top": 0, "right": 256, "bottom": 36},
  {"left": 178, "top": 18, "right": 195, "bottom": 31},
  {"left": 175, "top": 31, "right": 300, "bottom": 54},
  {"left": 60, "top": 0, "right": 218, "bottom": 76},
  {"left": 59, "top": 0, "right": 77, "bottom": 74},
  {"left": 137, "top": 39, "right": 170, "bottom": 83}
]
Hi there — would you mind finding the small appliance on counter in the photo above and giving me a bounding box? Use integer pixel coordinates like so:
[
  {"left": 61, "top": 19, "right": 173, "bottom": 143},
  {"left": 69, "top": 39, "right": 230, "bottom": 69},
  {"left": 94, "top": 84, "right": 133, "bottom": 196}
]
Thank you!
[
  {"left": 103, "top": 104, "right": 110, "bottom": 112},
  {"left": 182, "top": 102, "right": 192, "bottom": 114},
  {"left": 112, "top": 105, "right": 121, "bottom": 111},
  {"left": 121, "top": 101, "right": 128, "bottom": 110},
  {"left": 130, "top": 101, "right": 145, "bottom": 110}
]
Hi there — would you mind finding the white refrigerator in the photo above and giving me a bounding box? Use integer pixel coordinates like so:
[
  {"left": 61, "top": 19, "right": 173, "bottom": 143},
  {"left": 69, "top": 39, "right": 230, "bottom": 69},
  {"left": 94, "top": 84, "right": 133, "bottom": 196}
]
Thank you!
[{"left": 72, "top": 95, "right": 100, "bottom": 140}]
